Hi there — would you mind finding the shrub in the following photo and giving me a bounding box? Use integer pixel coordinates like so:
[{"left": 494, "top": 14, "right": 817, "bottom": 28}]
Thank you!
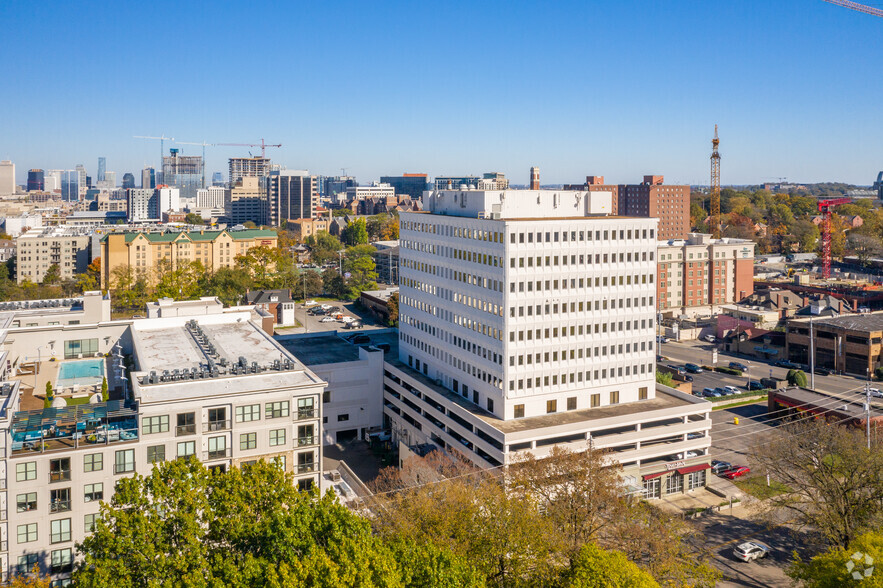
[{"left": 714, "top": 367, "right": 743, "bottom": 376}]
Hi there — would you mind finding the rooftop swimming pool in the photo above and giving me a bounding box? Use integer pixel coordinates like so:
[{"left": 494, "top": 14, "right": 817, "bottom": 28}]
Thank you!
[{"left": 57, "top": 358, "right": 105, "bottom": 388}]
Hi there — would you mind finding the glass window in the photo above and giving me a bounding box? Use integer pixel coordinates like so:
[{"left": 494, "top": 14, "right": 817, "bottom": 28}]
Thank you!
[
  {"left": 50, "top": 488, "right": 71, "bottom": 513},
  {"left": 297, "top": 451, "right": 315, "bottom": 473},
  {"left": 17, "top": 523, "right": 38, "bottom": 543},
  {"left": 16, "top": 462, "right": 36, "bottom": 482},
  {"left": 265, "top": 401, "right": 290, "bottom": 419},
  {"left": 207, "top": 436, "right": 227, "bottom": 459},
  {"left": 567, "top": 397, "right": 577, "bottom": 410},
  {"left": 273, "top": 455, "right": 286, "bottom": 470},
  {"left": 546, "top": 400, "right": 557, "bottom": 414},
  {"left": 84, "top": 483, "right": 103, "bottom": 503},
  {"left": 147, "top": 445, "right": 165, "bottom": 464},
  {"left": 513, "top": 404, "right": 525, "bottom": 418},
  {"left": 177, "top": 441, "right": 196, "bottom": 459},
  {"left": 297, "top": 424, "right": 314, "bottom": 446},
  {"left": 176, "top": 413, "right": 196, "bottom": 436},
  {"left": 235, "top": 404, "right": 260, "bottom": 422},
  {"left": 17, "top": 554, "right": 39, "bottom": 575},
  {"left": 143, "top": 415, "right": 169, "bottom": 434},
  {"left": 240, "top": 432, "right": 256, "bottom": 450},
  {"left": 297, "top": 398, "right": 314, "bottom": 419},
  {"left": 50, "top": 518, "right": 71, "bottom": 543},
  {"left": 50, "top": 548, "right": 73, "bottom": 574},
  {"left": 114, "top": 449, "right": 135, "bottom": 474},
  {"left": 84, "top": 453, "right": 103, "bottom": 472},
  {"left": 63, "top": 338, "right": 98, "bottom": 359},
  {"left": 269, "top": 429, "right": 286, "bottom": 447},
  {"left": 16, "top": 492, "right": 37, "bottom": 513},
  {"left": 84, "top": 513, "right": 98, "bottom": 533}
]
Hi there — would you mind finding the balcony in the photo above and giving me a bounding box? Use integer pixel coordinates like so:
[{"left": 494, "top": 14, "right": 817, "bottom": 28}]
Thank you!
[
  {"left": 297, "top": 436, "right": 318, "bottom": 447},
  {"left": 203, "top": 448, "right": 232, "bottom": 461},
  {"left": 50, "top": 500, "right": 71, "bottom": 513},
  {"left": 10, "top": 401, "right": 139, "bottom": 456},
  {"left": 175, "top": 424, "right": 196, "bottom": 437},
  {"left": 113, "top": 463, "right": 135, "bottom": 474},
  {"left": 296, "top": 462, "right": 316, "bottom": 474},
  {"left": 49, "top": 470, "right": 71, "bottom": 483},
  {"left": 203, "top": 420, "right": 231, "bottom": 432},
  {"left": 295, "top": 409, "right": 318, "bottom": 421}
]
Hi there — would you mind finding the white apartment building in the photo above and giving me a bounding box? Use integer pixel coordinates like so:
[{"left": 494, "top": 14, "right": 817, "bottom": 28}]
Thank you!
[
  {"left": 2, "top": 214, "right": 43, "bottom": 238},
  {"left": 0, "top": 307, "right": 325, "bottom": 584},
  {"left": 386, "top": 188, "right": 712, "bottom": 496},
  {"left": 157, "top": 187, "right": 181, "bottom": 214},
  {"left": 127, "top": 188, "right": 157, "bottom": 222},
  {"left": 196, "top": 186, "right": 226, "bottom": 209},
  {"left": 345, "top": 184, "right": 395, "bottom": 202},
  {"left": 15, "top": 227, "right": 93, "bottom": 284}
]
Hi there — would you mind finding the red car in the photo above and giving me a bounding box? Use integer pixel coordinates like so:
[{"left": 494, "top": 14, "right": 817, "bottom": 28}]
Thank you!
[{"left": 724, "top": 466, "right": 751, "bottom": 480}]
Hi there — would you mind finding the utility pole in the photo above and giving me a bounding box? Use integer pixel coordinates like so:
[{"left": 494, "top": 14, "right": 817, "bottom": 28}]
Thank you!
[
  {"left": 809, "top": 317, "right": 815, "bottom": 389},
  {"left": 866, "top": 368, "right": 872, "bottom": 450}
]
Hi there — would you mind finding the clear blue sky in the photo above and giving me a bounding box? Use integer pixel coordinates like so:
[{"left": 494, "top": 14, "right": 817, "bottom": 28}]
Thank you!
[{"left": 1, "top": 0, "right": 881, "bottom": 186}]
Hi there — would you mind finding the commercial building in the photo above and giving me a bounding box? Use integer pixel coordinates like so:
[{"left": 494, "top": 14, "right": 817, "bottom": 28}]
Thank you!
[
  {"left": 162, "top": 149, "right": 203, "bottom": 200},
  {"left": 0, "top": 304, "right": 325, "bottom": 584},
  {"left": 380, "top": 174, "right": 428, "bottom": 200},
  {"left": 196, "top": 186, "right": 226, "bottom": 209},
  {"left": 1, "top": 214, "right": 43, "bottom": 238},
  {"left": 322, "top": 176, "right": 357, "bottom": 199},
  {"left": 100, "top": 228, "right": 278, "bottom": 288},
  {"left": 372, "top": 243, "right": 399, "bottom": 284},
  {"left": 387, "top": 187, "right": 712, "bottom": 495},
  {"left": 126, "top": 188, "right": 180, "bottom": 222},
  {"left": 657, "top": 233, "right": 755, "bottom": 317},
  {"left": 0, "top": 161, "right": 15, "bottom": 196},
  {"left": 75, "top": 165, "right": 87, "bottom": 199},
  {"left": 433, "top": 172, "right": 509, "bottom": 191},
  {"left": 121, "top": 173, "right": 136, "bottom": 190},
  {"left": 224, "top": 177, "right": 265, "bottom": 226},
  {"left": 60, "top": 171, "right": 79, "bottom": 202},
  {"left": 26, "top": 170, "right": 44, "bottom": 192},
  {"left": 141, "top": 167, "right": 155, "bottom": 190},
  {"left": 786, "top": 313, "right": 883, "bottom": 376},
  {"left": 287, "top": 218, "right": 329, "bottom": 241},
  {"left": 345, "top": 184, "right": 394, "bottom": 203},
  {"left": 267, "top": 171, "right": 317, "bottom": 227},
  {"left": 15, "top": 227, "right": 93, "bottom": 284},
  {"left": 228, "top": 157, "right": 270, "bottom": 185}
]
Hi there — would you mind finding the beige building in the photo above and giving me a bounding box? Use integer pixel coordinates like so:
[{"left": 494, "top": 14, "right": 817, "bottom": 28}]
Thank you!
[
  {"left": 226, "top": 177, "right": 265, "bottom": 226},
  {"left": 15, "top": 227, "right": 93, "bottom": 284},
  {"left": 288, "top": 217, "right": 329, "bottom": 241},
  {"left": 100, "top": 228, "right": 278, "bottom": 288}
]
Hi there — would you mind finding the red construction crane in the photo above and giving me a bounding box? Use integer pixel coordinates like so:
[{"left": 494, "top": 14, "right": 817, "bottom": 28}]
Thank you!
[
  {"left": 822, "top": 0, "right": 883, "bottom": 17},
  {"left": 818, "top": 197, "right": 852, "bottom": 279},
  {"left": 213, "top": 139, "right": 282, "bottom": 158}
]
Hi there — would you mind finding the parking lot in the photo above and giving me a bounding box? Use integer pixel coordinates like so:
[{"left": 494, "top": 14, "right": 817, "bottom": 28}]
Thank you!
[{"left": 289, "top": 300, "right": 390, "bottom": 335}]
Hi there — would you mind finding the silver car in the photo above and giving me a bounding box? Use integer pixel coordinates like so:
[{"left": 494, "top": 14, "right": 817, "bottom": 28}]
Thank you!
[{"left": 733, "top": 541, "right": 770, "bottom": 562}]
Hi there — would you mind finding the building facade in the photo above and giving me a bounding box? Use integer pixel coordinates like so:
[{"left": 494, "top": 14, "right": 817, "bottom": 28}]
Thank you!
[
  {"left": 15, "top": 227, "right": 93, "bottom": 284},
  {"left": 380, "top": 174, "right": 428, "bottom": 200},
  {"left": 267, "top": 171, "right": 317, "bottom": 227},
  {"left": 657, "top": 233, "right": 755, "bottom": 317},
  {"left": 141, "top": 167, "right": 155, "bottom": 190},
  {"left": 786, "top": 313, "right": 883, "bottom": 376},
  {"left": 26, "top": 170, "right": 44, "bottom": 193},
  {"left": 228, "top": 157, "right": 270, "bottom": 185},
  {"left": 617, "top": 176, "right": 690, "bottom": 241},
  {"left": 162, "top": 150, "right": 203, "bottom": 200},
  {"left": 0, "top": 161, "right": 15, "bottom": 196}
]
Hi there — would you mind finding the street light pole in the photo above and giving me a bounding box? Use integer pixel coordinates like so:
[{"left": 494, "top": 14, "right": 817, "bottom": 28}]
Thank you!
[
  {"left": 866, "top": 369, "right": 872, "bottom": 451},
  {"left": 809, "top": 317, "right": 815, "bottom": 390}
]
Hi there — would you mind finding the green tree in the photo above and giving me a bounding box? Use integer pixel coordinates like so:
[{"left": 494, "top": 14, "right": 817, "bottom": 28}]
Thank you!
[
  {"left": 299, "top": 269, "right": 324, "bottom": 298},
  {"left": 44, "top": 381, "right": 54, "bottom": 408},
  {"left": 386, "top": 292, "right": 399, "bottom": 326},
  {"left": 655, "top": 371, "right": 675, "bottom": 387},
  {"left": 154, "top": 259, "right": 206, "bottom": 300},
  {"left": 560, "top": 543, "right": 659, "bottom": 588},
  {"left": 305, "top": 231, "right": 343, "bottom": 265},
  {"left": 786, "top": 369, "right": 808, "bottom": 387},
  {"left": 322, "top": 268, "right": 345, "bottom": 300},
  {"left": 341, "top": 246, "right": 377, "bottom": 299},
  {"left": 342, "top": 218, "right": 369, "bottom": 246},
  {"left": 332, "top": 208, "right": 353, "bottom": 217},
  {"left": 243, "top": 220, "right": 257, "bottom": 229},
  {"left": 101, "top": 377, "right": 108, "bottom": 402},
  {"left": 42, "top": 264, "right": 61, "bottom": 286},
  {"left": 235, "top": 245, "right": 296, "bottom": 290},
  {"left": 788, "top": 531, "right": 883, "bottom": 588},
  {"left": 185, "top": 212, "right": 204, "bottom": 225},
  {"left": 204, "top": 267, "right": 252, "bottom": 306}
]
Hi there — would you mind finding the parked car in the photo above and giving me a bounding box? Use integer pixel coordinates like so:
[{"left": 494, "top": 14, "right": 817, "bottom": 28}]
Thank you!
[
  {"left": 723, "top": 386, "right": 741, "bottom": 395},
  {"left": 813, "top": 367, "right": 833, "bottom": 376},
  {"left": 687, "top": 432, "right": 705, "bottom": 440},
  {"left": 774, "top": 359, "right": 800, "bottom": 369},
  {"left": 702, "top": 388, "right": 721, "bottom": 398},
  {"left": 868, "top": 388, "right": 883, "bottom": 398},
  {"left": 667, "top": 365, "right": 686, "bottom": 375},
  {"left": 713, "top": 387, "right": 728, "bottom": 396},
  {"left": 685, "top": 363, "right": 704, "bottom": 374},
  {"left": 350, "top": 334, "right": 370, "bottom": 345},
  {"left": 320, "top": 304, "right": 333, "bottom": 310},
  {"left": 723, "top": 466, "right": 751, "bottom": 480},
  {"left": 319, "top": 316, "right": 336, "bottom": 323},
  {"left": 702, "top": 334, "right": 716, "bottom": 343},
  {"left": 673, "top": 451, "right": 700, "bottom": 460},
  {"left": 711, "top": 460, "right": 732, "bottom": 475},
  {"left": 343, "top": 320, "right": 363, "bottom": 329},
  {"left": 303, "top": 300, "right": 318, "bottom": 307},
  {"left": 733, "top": 541, "right": 770, "bottom": 562},
  {"left": 328, "top": 306, "right": 341, "bottom": 313},
  {"left": 340, "top": 316, "right": 355, "bottom": 323},
  {"left": 746, "top": 381, "right": 765, "bottom": 391},
  {"left": 729, "top": 361, "right": 748, "bottom": 371},
  {"left": 658, "top": 336, "right": 669, "bottom": 344}
]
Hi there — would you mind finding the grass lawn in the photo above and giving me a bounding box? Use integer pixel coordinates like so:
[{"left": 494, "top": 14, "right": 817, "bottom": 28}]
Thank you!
[
  {"left": 64, "top": 396, "right": 93, "bottom": 406},
  {"left": 734, "top": 475, "right": 791, "bottom": 500},
  {"left": 712, "top": 398, "right": 766, "bottom": 411}
]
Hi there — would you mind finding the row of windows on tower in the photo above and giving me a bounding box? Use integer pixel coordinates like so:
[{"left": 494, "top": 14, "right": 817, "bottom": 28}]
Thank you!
[{"left": 509, "top": 363, "right": 654, "bottom": 392}]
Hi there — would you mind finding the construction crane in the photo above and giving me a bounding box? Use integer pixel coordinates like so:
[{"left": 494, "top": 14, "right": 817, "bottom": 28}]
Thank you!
[
  {"left": 710, "top": 125, "right": 721, "bottom": 238},
  {"left": 176, "top": 140, "right": 211, "bottom": 188},
  {"left": 133, "top": 134, "right": 174, "bottom": 168},
  {"left": 822, "top": 0, "right": 883, "bottom": 17},
  {"left": 818, "top": 197, "right": 852, "bottom": 279},
  {"left": 213, "top": 139, "right": 281, "bottom": 158}
]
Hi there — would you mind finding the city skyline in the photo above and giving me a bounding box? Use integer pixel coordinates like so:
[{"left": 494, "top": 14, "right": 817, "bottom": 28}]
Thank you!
[{"left": 1, "top": 1, "right": 881, "bottom": 186}]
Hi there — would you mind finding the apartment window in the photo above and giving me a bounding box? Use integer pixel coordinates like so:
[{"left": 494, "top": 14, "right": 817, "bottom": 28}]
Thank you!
[
  {"left": 639, "top": 387, "right": 649, "bottom": 400},
  {"left": 84, "top": 483, "right": 103, "bottom": 503},
  {"left": 297, "top": 398, "right": 315, "bottom": 419},
  {"left": 266, "top": 401, "right": 290, "bottom": 419},
  {"left": 269, "top": 429, "right": 286, "bottom": 447},
  {"left": 567, "top": 397, "right": 577, "bottom": 411},
  {"left": 487, "top": 398, "right": 494, "bottom": 412},
  {"left": 514, "top": 404, "right": 525, "bottom": 418},
  {"left": 50, "top": 548, "right": 73, "bottom": 574},
  {"left": 207, "top": 436, "right": 227, "bottom": 459},
  {"left": 17, "top": 523, "right": 37, "bottom": 544},
  {"left": 322, "top": 390, "right": 331, "bottom": 404},
  {"left": 63, "top": 338, "right": 98, "bottom": 359},
  {"left": 16, "top": 462, "right": 36, "bottom": 482},
  {"left": 177, "top": 441, "right": 196, "bottom": 459},
  {"left": 273, "top": 455, "right": 287, "bottom": 470},
  {"left": 84, "top": 513, "right": 98, "bottom": 533},
  {"left": 17, "top": 554, "right": 39, "bottom": 575},
  {"left": 50, "top": 518, "right": 71, "bottom": 544},
  {"left": 50, "top": 488, "right": 71, "bottom": 512},
  {"left": 591, "top": 394, "right": 601, "bottom": 408},
  {"left": 84, "top": 453, "right": 103, "bottom": 472},
  {"left": 546, "top": 400, "right": 557, "bottom": 414},
  {"left": 297, "top": 451, "right": 315, "bottom": 474},
  {"left": 115, "top": 449, "right": 135, "bottom": 473},
  {"left": 610, "top": 391, "right": 620, "bottom": 405},
  {"left": 147, "top": 445, "right": 166, "bottom": 464},
  {"left": 17, "top": 492, "right": 37, "bottom": 513},
  {"left": 143, "top": 415, "right": 169, "bottom": 434},
  {"left": 337, "top": 414, "right": 349, "bottom": 422},
  {"left": 235, "top": 404, "right": 260, "bottom": 422},
  {"left": 49, "top": 458, "right": 71, "bottom": 483},
  {"left": 240, "top": 432, "right": 257, "bottom": 450},
  {"left": 176, "top": 412, "right": 196, "bottom": 436}
]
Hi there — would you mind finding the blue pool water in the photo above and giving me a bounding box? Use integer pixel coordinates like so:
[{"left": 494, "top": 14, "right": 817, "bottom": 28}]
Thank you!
[{"left": 57, "top": 359, "right": 105, "bottom": 387}]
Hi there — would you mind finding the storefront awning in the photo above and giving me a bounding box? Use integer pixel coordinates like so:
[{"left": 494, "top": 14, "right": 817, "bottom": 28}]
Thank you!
[
  {"left": 642, "top": 471, "right": 666, "bottom": 481},
  {"left": 676, "top": 463, "right": 711, "bottom": 475}
]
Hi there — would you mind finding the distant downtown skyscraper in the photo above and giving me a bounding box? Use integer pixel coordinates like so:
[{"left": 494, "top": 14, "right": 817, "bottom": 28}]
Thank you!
[
  {"left": 211, "top": 172, "right": 224, "bottom": 186},
  {"left": 27, "top": 169, "right": 44, "bottom": 192},
  {"left": 142, "top": 166, "right": 155, "bottom": 190},
  {"left": 122, "top": 173, "right": 136, "bottom": 189},
  {"left": 0, "top": 161, "right": 15, "bottom": 196},
  {"left": 97, "top": 157, "right": 106, "bottom": 182}
]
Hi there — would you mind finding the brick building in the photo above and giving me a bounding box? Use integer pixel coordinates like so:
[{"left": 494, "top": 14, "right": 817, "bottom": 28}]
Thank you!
[{"left": 786, "top": 313, "right": 883, "bottom": 377}]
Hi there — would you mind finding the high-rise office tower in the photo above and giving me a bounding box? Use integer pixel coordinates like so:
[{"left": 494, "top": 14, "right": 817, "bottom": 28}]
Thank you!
[
  {"left": 97, "top": 157, "right": 106, "bottom": 182},
  {"left": 61, "top": 170, "right": 80, "bottom": 201},
  {"left": 45, "top": 170, "right": 63, "bottom": 193},
  {"left": 103, "top": 171, "right": 116, "bottom": 188},
  {"left": 0, "top": 160, "right": 16, "bottom": 196},
  {"left": 211, "top": 172, "right": 224, "bottom": 186},
  {"left": 142, "top": 167, "right": 156, "bottom": 190},
  {"left": 162, "top": 149, "right": 203, "bottom": 199},
  {"left": 75, "top": 164, "right": 87, "bottom": 198},
  {"left": 225, "top": 177, "right": 266, "bottom": 225},
  {"left": 322, "top": 176, "right": 357, "bottom": 199},
  {"left": 380, "top": 174, "right": 428, "bottom": 200},
  {"left": 228, "top": 157, "right": 270, "bottom": 185},
  {"left": 27, "top": 169, "right": 44, "bottom": 192},
  {"left": 122, "top": 173, "right": 136, "bottom": 190},
  {"left": 267, "top": 171, "right": 317, "bottom": 226}
]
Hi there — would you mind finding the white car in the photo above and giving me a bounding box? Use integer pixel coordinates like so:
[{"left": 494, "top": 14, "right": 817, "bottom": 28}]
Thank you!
[
  {"left": 319, "top": 316, "right": 336, "bottom": 323},
  {"left": 723, "top": 386, "right": 741, "bottom": 395},
  {"left": 320, "top": 304, "right": 332, "bottom": 310},
  {"left": 870, "top": 388, "right": 883, "bottom": 398},
  {"left": 340, "top": 316, "right": 355, "bottom": 324},
  {"left": 733, "top": 541, "right": 770, "bottom": 562},
  {"left": 303, "top": 300, "right": 318, "bottom": 307}
]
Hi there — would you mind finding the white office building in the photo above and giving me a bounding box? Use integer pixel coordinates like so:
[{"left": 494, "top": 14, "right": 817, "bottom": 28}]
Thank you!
[
  {"left": 385, "top": 187, "right": 712, "bottom": 496},
  {"left": 0, "top": 161, "right": 15, "bottom": 196},
  {"left": 196, "top": 186, "right": 226, "bottom": 209},
  {"left": 345, "top": 184, "right": 395, "bottom": 202}
]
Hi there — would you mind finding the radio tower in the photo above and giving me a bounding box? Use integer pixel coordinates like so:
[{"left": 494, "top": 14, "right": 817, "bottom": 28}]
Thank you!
[{"left": 710, "top": 125, "right": 721, "bottom": 238}]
